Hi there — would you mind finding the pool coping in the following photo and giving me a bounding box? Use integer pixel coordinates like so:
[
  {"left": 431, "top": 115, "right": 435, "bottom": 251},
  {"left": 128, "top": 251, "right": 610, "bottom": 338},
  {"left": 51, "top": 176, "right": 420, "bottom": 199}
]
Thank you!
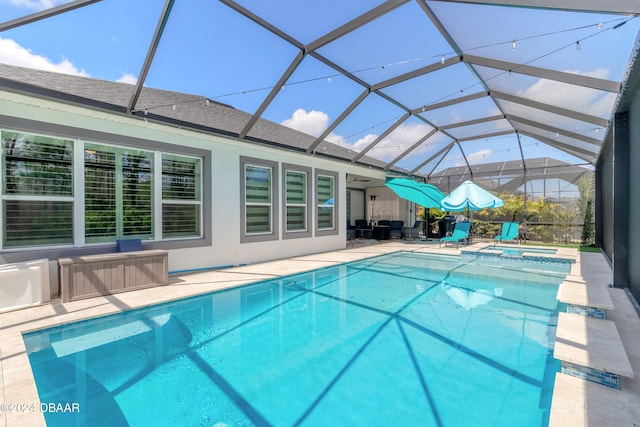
[{"left": 0, "top": 241, "right": 637, "bottom": 426}]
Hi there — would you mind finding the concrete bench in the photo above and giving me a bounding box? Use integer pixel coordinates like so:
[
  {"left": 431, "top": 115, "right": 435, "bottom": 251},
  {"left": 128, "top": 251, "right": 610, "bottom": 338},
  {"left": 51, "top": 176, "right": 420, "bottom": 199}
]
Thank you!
[
  {"left": 58, "top": 250, "right": 168, "bottom": 302},
  {"left": 554, "top": 312, "right": 633, "bottom": 389}
]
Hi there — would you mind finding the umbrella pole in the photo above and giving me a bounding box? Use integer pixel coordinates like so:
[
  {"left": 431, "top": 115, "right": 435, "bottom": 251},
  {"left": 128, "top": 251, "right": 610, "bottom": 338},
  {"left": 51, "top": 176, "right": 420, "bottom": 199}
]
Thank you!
[{"left": 424, "top": 208, "right": 431, "bottom": 241}]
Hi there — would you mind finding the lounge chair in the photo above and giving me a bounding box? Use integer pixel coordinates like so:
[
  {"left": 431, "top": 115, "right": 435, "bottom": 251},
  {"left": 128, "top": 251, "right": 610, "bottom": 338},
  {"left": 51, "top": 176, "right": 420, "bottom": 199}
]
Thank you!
[
  {"left": 403, "top": 220, "right": 424, "bottom": 240},
  {"left": 440, "top": 222, "right": 471, "bottom": 248},
  {"left": 495, "top": 222, "right": 520, "bottom": 244}
]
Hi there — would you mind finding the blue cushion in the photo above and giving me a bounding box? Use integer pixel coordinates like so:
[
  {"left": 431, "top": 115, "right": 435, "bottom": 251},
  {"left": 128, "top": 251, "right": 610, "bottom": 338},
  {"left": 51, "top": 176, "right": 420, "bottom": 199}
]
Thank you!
[{"left": 116, "top": 239, "right": 142, "bottom": 252}]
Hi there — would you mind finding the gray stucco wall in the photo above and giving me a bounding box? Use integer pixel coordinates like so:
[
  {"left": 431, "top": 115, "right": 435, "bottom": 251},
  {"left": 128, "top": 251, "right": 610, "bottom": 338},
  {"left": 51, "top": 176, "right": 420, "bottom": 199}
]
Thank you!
[
  {"left": 596, "top": 134, "right": 614, "bottom": 262},
  {"left": 628, "top": 91, "right": 640, "bottom": 302}
]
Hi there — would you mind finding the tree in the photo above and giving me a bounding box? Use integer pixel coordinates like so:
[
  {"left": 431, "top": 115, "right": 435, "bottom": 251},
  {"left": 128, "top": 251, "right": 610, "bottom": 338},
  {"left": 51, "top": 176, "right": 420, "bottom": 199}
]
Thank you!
[
  {"left": 581, "top": 199, "right": 595, "bottom": 246},
  {"left": 578, "top": 174, "right": 595, "bottom": 246}
]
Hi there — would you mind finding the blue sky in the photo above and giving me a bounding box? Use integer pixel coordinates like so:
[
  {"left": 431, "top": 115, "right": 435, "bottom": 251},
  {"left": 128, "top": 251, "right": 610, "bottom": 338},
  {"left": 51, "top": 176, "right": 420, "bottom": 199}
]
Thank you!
[{"left": 1, "top": 0, "right": 639, "bottom": 177}]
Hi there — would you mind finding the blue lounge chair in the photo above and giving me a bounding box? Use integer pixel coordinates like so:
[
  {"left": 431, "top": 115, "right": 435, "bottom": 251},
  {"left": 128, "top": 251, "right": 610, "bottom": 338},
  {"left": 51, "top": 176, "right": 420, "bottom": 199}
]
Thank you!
[
  {"left": 440, "top": 222, "right": 471, "bottom": 248},
  {"left": 495, "top": 222, "right": 520, "bottom": 244}
]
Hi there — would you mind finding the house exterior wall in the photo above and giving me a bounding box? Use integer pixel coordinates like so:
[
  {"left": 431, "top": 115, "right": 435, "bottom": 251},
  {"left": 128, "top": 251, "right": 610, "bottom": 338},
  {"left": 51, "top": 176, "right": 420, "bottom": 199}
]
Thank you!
[{"left": 0, "top": 92, "right": 386, "bottom": 288}]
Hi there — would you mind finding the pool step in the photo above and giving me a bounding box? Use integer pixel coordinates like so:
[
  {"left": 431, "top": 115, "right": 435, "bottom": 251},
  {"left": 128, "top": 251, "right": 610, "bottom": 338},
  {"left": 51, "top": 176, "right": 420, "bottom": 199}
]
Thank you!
[
  {"left": 557, "top": 278, "right": 614, "bottom": 319},
  {"left": 554, "top": 312, "right": 633, "bottom": 389}
]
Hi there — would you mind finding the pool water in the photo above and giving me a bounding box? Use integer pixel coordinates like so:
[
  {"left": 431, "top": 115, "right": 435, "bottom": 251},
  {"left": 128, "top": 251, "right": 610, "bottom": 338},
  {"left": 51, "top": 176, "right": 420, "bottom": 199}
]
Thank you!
[
  {"left": 482, "top": 245, "right": 558, "bottom": 257},
  {"left": 24, "top": 252, "right": 570, "bottom": 426}
]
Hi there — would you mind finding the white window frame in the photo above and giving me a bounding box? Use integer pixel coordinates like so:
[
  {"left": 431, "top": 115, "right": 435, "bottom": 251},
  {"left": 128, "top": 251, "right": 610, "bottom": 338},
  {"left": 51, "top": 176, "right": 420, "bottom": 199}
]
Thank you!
[
  {"left": 160, "top": 153, "right": 203, "bottom": 240},
  {"left": 0, "top": 124, "right": 210, "bottom": 252},
  {"left": 315, "top": 169, "right": 339, "bottom": 237},
  {"left": 240, "top": 156, "right": 278, "bottom": 243},
  {"left": 83, "top": 141, "right": 155, "bottom": 243},
  {"left": 1, "top": 130, "right": 75, "bottom": 249},
  {"left": 282, "top": 163, "right": 312, "bottom": 239}
]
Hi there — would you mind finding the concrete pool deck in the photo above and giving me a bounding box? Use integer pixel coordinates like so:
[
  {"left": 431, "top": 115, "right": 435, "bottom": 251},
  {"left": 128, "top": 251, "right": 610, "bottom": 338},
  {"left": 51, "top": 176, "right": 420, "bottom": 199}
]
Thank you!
[{"left": 0, "top": 241, "right": 637, "bottom": 426}]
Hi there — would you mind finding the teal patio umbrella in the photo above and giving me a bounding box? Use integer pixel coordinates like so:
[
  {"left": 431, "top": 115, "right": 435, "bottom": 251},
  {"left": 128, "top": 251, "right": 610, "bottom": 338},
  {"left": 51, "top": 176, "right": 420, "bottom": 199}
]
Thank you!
[
  {"left": 385, "top": 177, "right": 445, "bottom": 208},
  {"left": 385, "top": 178, "right": 445, "bottom": 239},
  {"left": 440, "top": 180, "right": 503, "bottom": 212}
]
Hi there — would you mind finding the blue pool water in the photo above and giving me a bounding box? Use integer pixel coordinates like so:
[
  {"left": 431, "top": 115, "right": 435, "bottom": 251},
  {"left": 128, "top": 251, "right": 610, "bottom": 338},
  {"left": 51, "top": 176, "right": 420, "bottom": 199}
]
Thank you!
[
  {"left": 482, "top": 245, "right": 558, "bottom": 257},
  {"left": 24, "top": 252, "right": 570, "bottom": 426}
]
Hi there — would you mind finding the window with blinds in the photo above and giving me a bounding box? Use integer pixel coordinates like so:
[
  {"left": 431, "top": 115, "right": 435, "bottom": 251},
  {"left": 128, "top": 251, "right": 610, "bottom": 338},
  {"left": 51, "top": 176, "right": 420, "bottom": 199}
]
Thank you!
[
  {"left": 84, "top": 147, "right": 116, "bottom": 241},
  {"left": 285, "top": 170, "right": 306, "bottom": 232},
  {"left": 317, "top": 174, "right": 335, "bottom": 230},
  {"left": 2, "top": 131, "right": 73, "bottom": 247},
  {"left": 162, "top": 154, "right": 201, "bottom": 238},
  {"left": 245, "top": 164, "right": 272, "bottom": 234},
  {"left": 84, "top": 144, "right": 153, "bottom": 242},
  {"left": 1, "top": 130, "right": 206, "bottom": 249}
]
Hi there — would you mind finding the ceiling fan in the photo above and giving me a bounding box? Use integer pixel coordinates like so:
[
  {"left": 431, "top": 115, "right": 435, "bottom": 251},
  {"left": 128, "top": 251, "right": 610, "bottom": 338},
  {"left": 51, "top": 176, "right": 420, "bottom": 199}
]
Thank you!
[{"left": 347, "top": 175, "right": 371, "bottom": 183}]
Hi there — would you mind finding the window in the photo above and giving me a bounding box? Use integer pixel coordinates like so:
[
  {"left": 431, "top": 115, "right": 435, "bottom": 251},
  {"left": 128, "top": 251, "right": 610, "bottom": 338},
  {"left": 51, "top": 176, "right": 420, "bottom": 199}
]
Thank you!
[
  {"left": 1, "top": 128, "right": 207, "bottom": 250},
  {"left": 84, "top": 143, "right": 153, "bottom": 243},
  {"left": 240, "top": 157, "right": 278, "bottom": 243},
  {"left": 1, "top": 131, "right": 74, "bottom": 248},
  {"left": 162, "top": 154, "right": 201, "bottom": 238},
  {"left": 245, "top": 165, "right": 271, "bottom": 233},
  {"left": 282, "top": 164, "right": 311, "bottom": 239},
  {"left": 316, "top": 170, "right": 338, "bottom": 236},
  {"left": 286, "top": 171, "right": 306, "bottom": 231}
]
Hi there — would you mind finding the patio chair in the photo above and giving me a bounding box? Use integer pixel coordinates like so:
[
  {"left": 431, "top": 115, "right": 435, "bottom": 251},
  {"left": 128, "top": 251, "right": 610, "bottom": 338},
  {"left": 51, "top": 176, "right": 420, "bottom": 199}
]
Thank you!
[
  {"left": 354, "top": 219, "right": 372, "bottom": 238},
  {"left": 440, "top": 222, "right": 471, "bottom": 248},
  {"left": 403, "top": 220, "right": 424, "bottom": 240},
  {"left": 495, "top": 222, "right": 520, "bottom": 244},
  {"left": 389, "top": 220, "right": 404, "bottom": 239},
  {"left": 346, "top": 220, "right": 356, "bottom": 240}
]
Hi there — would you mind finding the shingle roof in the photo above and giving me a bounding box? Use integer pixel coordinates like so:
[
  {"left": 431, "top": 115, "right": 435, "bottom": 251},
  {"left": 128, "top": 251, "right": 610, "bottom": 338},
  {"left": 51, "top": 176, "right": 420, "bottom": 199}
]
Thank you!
[{"left": 0, "top": 62, "right": 397, "bottom": 172}]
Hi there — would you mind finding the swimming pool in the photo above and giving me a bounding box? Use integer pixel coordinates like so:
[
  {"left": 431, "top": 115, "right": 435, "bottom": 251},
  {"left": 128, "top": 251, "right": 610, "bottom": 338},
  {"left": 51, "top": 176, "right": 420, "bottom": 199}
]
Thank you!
[
  {"left": 24, "top": 252, "right": 570, "bottom": 426},
  {"left": 481, "top": 245, "right": 559, "bottom": 257}
]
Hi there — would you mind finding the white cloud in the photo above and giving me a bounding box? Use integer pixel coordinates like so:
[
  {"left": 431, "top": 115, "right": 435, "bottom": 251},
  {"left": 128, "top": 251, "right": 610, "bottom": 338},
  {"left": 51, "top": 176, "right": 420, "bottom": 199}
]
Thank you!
[
  {"left": 280, "top": 109, "right": 449, "bottom": 165},
  {"left": 517, "top": 68, "right": 615, "bottom": 117},
  {"left": 368, "top": 122, "right": 433, "bottom": 161},
  {"left": 5, "top": 0, "right": 57, "bottom": 11},
  {"left": 350, "top": 133, "right": 378, "bottom": 152},
  {"left": 0, "top": 37, "right": 89, "bottom": 77},
  {"left": 466, "top": 148, "right": 493, "bottom": 163},
  {"left": 116, "top": 73, "right": 137, "bottom": 85},
  {"left": 281, "top": 108, "right": 329, "bottom": 137}
]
